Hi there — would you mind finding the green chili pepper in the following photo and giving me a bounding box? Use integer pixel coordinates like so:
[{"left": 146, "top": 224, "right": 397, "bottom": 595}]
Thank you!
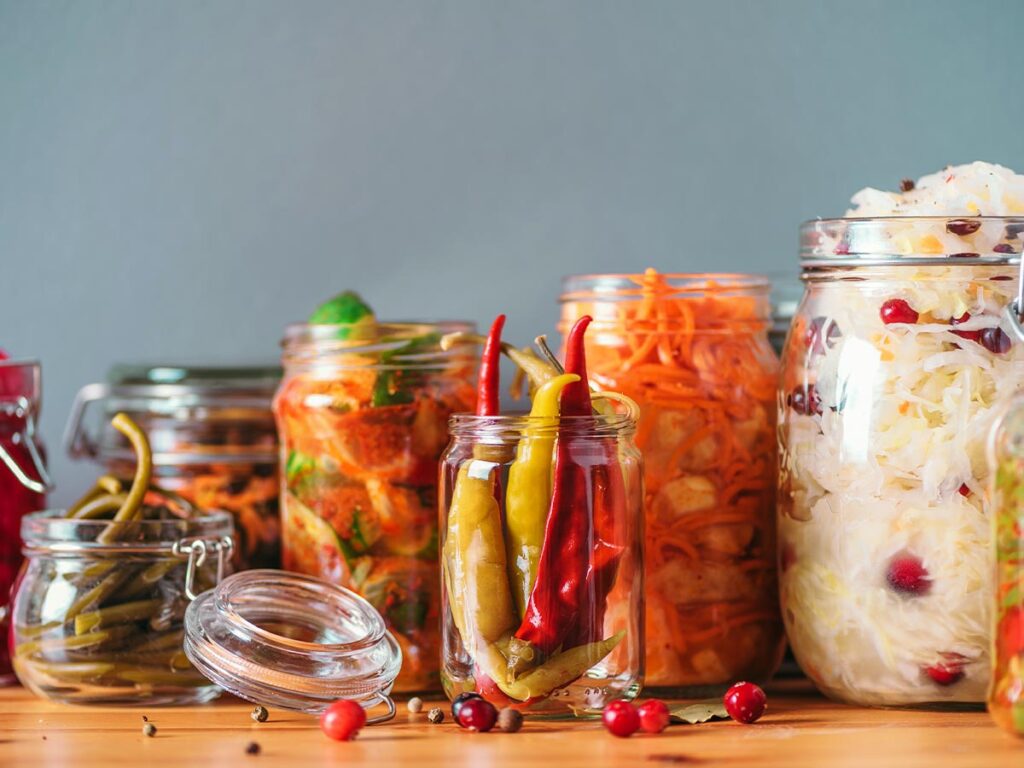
[{"left": 505, "top": 373, "right": 579, "bottom": 618}]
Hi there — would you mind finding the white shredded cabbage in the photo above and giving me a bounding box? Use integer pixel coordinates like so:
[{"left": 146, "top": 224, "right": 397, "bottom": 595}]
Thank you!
[{"left": 781, "top": 163, "right": 1024, "bottom": 705}]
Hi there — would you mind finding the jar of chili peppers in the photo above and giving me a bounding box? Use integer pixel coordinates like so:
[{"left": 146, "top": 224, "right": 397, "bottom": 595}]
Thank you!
[
  {"left": 440, "top": 316, "right": 645, "bottom": 715},
  {"left": 988, "top": 390, "right": 1024, "bottom": 736},
  {"left": 275, "top": 312, "right": 477, "bottom": 693},
  {"left": 560, "top": 270, "right": 783, "bottom": 696},
  {"left": 64, "top": 365, "right": 281, "bottom": 571},
  {"left": 0, "top": 357, "right": 51, "bottom": 685}
]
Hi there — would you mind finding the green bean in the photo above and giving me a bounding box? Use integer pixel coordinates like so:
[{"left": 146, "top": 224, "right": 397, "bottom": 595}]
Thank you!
[
  {"left": 116, "top": 666, "right": 207, "bottom": 686},
  {"left": 97, "top": 413, "right": 152, "bottom": 545},
  {"left": 63, "top": 568, "right": 135, "bottom": 620},
  {"left": 117, "top": 565, "right": 181, "bottom": 602},
  {"left": 16, "top": 625, "right": 137, "bottom": 658},
  {"left": 18, "top": 659, "right": 118, "bottom": 681},
  {"left": 70, "top": 493, "right": 127, "bottom": 520},
  {"left": 16, "top": 621, "right": 64, "bottom": 639},
  {"left": 128, "top": 630, "right": 184, "bottom": 654},
  {"left": 74, "top": 599, "right": 162, "bottom": 635},
  {"left": 65, "top": 484, "right": 103, "bottom": 518}
]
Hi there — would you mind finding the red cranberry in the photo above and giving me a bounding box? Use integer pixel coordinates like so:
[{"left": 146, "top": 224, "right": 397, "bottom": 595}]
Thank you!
[
  {"left": 924, "top": 655, "right": 965, "bottom": 686},
  {"left": 636, "top": 699, "right": 670, "bottom": 734},
  {"left": 946, "top": 219, "right": 981, "bottom": 236},
  {"left": 451, "top": 691, "right": 483, "bottom": 721},
  {"left": 886, "top": 553, "right": 931, "bottom": 595},
  {"left": 950, "top": 252, "right": 980, "bottom": 259},
  {"left": 788, "top": 384, "right": 822, "bottom": 416},
  {"left": 457, "top": 698, "right": 498, "bottom": 732},
  {"left": 723, "top": 682, "right": 766, "bottom": 724},
  {"left": 994, "top": 243, "right": 1015, "bottom": 254},
  {"left": 602, "top": 700, "right": 640, "bottom": 738},
  {"left": 979, "top": 327, "right": 1012, "bottom": 354},
  {"left": 950, "top": 313, "right": 980, "bottom": 342},
  {"left": 880, "top": 299, "right": 919, "bottom": 325},
  {"left": 958, "top": 483, "right": 971, "bottom": 497}
]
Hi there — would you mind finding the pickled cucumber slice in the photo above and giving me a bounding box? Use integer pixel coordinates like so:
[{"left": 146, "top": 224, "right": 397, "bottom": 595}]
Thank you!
[{"left": 281, "top": 492, "right": 351, "bottom": 584}]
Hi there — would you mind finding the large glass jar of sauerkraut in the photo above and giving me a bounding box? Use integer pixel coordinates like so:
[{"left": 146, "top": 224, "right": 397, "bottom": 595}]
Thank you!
[
  {"left": 561, "top": 270, "right": 784, "bottom": 695},
  {"left": 780, "top": 198, "right": 1024, "bottom": 705}
]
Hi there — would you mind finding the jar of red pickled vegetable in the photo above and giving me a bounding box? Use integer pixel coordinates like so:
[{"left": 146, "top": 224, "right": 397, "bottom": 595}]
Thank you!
[
  {"left": 560, "top": 270, "right": 783, "bottom": 696},
  {"left": 779, "top": 218, "right": 1023, "bottom": 707},
  {"left": 440, "top": 397, "right": 644, "bottom": 714},
  {"left": 0, "top": 358, "right": 51, "bottom": 685},
  {"left": 275, "top": 321, "right": 477, "bottom": 693},
  {"left": 988, "top": 391, "right": 1024, "bottom": 735}
]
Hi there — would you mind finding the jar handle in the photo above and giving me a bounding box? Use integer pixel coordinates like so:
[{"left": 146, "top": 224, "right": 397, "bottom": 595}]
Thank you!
[
  {"left": 62, "top": 382, "right": 110, "bottom": 459},
  {"left": 173, "top": 535, "right": 234, "bottom": 600},
  {"left": 0, "top": 396, "right": 53, "bottom": 493}
]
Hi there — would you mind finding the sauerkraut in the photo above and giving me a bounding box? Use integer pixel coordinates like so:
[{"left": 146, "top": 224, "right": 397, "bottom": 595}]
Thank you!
[{"left": 779, "top": 162, "right": 1024, "bottom": 705}]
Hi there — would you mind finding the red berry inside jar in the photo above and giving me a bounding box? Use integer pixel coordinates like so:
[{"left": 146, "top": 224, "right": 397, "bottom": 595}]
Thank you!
[
  {"left": 886, "top": 553, "right": 931, "bottom": 595},
  {"left": 723, "top": 682, "right": 766, "bottom": 724},
  {"left": 924, "top": 655, "right": 966, "bottom": 686},
  {"left": 979, "top": 326, "right": 1012, "bottom": 354},
  {"left": 602, "top": 700, "right": 640, "bottom": 738},
  {"left": 788, "top": 384, "right": 822, "bottom": 416},
  {"left": 880, "top": 299, "right": 919, "bottom": 325}
]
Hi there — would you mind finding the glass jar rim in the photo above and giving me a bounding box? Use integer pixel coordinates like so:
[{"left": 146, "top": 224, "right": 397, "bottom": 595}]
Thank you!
[
  {"left": 21, "top": 508, "right": 235, "bottom": 550},
  {"left": 183, "top": 570, "right": 401, "bottom": 717},
  {"left": 280, "top": 320, "right": 477, "bottom": 370},
  {"left": 560, "top": 272, "right": 770, "bottom": 301},
  {"left": 448, "top": 409, "right": 638, "bottom": 439},
  {"left": 801, "top": 216, "right": 1023, "bottom": 265}
]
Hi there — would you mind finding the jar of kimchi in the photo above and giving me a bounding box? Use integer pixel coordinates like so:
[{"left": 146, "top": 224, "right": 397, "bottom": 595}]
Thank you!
[
  {"left": 0, "top": 357, "right": 51, "bottom": 685},
  {"left": 64, "top": 365, "right": 281, "bottom": 571},
  {"left": 989, "top": 391, "right": 1024, "bottom": 736},
  {"left": 560, "top": 270, "right": 783, "bottom": 695},
  {"left": 275, "top": 320, "right": 476, "bottom": 693}
]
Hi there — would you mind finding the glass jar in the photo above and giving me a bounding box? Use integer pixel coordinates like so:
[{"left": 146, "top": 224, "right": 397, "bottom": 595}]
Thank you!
[
  {"left": 779, "top": 217, "right": 1024, "bottom": 706},
  {"left": 64, "top": 364, "right": 281, "bottom": 570},
  {"left": 275, "top": 321, "right": 477, "bottom": 693},
  {"left": 560, "top": 270, "right": 783, "bottom": 696},
  {"left": 440, "top": 404, "right": 644, "bottom": 715},
  {"left": 988, "top": 392, "right": 1024, "bottom": 735},
  {"left": 0, "top": 359, "right": 51, "bottom": 685},
  {"left": 184, "top": 570, "right": 402, "bottom": 717},
  {"left": 11, "top": 509, "right": 234, "bottom": 705}
]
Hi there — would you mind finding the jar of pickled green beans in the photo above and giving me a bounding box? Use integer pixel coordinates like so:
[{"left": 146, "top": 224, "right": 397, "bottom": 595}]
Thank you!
[{"left": 10, "top": 508, "right": 234, "bottom": 705}]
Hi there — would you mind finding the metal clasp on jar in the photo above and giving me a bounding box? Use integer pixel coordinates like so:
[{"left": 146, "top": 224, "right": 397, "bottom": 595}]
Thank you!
[
  {"left": 173, "top": 535, "right": 234, "bottom": 601},
  {"left": 0, "top": 395, "right": 53, "bottom": 494}
]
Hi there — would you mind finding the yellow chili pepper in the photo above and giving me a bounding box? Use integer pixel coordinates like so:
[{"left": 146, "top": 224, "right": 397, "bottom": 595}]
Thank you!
[
  {"left": 504, "top": 373, "right": 579, "bottom": 618},
  {"left": 443, "top": 458, "right": 518, "bottom": 658}
]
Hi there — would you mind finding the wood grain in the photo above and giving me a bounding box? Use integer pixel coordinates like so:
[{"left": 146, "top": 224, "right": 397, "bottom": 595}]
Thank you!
[{"left": 1, "top": 681, "right": 1020, "bottom": 767}]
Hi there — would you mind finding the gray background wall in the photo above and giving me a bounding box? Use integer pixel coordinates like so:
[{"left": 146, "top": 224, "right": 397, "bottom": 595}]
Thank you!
[{"left": 2, "top": 0, "right": 1022, "bottom": 504}]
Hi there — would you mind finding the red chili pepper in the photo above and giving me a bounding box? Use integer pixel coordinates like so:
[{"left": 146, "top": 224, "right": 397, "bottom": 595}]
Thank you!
[
  {"left": 513, "top": 316, "right": 595, "bottom": 655},
  {"left": 563, "top": 462, "right": 626, "bottom": 648},
  {"left": 476, "top": 315, "right": 505, "bottom": 416}
]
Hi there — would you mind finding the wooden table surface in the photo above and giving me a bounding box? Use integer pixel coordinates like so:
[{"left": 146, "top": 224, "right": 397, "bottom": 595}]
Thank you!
[{"left": 1, "top": 681, "right": 1020, "bottom": 767}]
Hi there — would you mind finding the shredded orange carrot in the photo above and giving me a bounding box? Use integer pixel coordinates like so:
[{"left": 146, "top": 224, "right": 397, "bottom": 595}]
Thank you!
[{"left": 563, "top": 268, "right": 783, "bottom": 689}]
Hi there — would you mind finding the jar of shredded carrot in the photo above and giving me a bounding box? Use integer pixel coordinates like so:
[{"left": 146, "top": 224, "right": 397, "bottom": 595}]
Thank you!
[{"left": 560, "top": 270, "right": 784, "bottom": 694}]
